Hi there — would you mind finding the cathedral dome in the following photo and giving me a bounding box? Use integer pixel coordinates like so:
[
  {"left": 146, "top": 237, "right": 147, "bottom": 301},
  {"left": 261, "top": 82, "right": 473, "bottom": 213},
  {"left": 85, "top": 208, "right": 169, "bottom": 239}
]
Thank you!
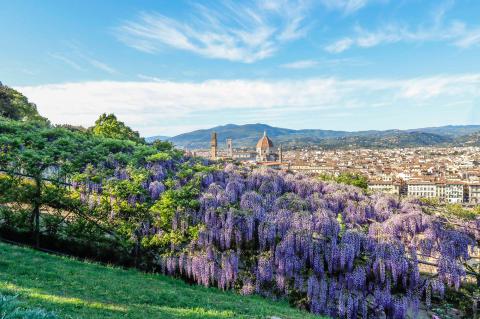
[{"left": 256, "top": 131, "right": 274, "bottom": 150}]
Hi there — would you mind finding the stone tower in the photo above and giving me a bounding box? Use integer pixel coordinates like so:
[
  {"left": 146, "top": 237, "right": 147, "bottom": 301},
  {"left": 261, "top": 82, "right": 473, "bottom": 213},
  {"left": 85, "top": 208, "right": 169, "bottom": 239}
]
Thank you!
[
  {"left": 278, "top": 144, "right": 283, "bottom": 163},
  {"left": 226, "top": 138, "right": 233, "bottom": 158},
  {"left": 210, "top": 132, "right": 218, "bottom": 160}
]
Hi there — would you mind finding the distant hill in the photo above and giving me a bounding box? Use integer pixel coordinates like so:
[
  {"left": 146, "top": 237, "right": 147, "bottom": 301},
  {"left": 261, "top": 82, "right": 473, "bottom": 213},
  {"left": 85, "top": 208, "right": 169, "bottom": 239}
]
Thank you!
[
  {"left": 162, "top": 123, "right": 360, "bottom": 149},
  {"left": 407, "top": 125, "right": 480, "bottom": 138},
  {"left": 311, "top": 131, "right": 454, "bottom": 149},
  {"left": 148, "top": 123, "right": 480, "bottom": 149},
  {"left": 454, "top": 131, "right": 480, "bottom": 146},
  {"left": 145, "top": 135, "right": 171, "bottom": 143}
]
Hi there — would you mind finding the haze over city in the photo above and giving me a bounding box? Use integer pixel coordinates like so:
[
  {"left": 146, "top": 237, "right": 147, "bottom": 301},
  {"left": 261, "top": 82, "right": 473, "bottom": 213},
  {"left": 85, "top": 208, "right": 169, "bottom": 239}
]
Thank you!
[{"left": 1, "top": 0, "right": 480, "bottom": 136}]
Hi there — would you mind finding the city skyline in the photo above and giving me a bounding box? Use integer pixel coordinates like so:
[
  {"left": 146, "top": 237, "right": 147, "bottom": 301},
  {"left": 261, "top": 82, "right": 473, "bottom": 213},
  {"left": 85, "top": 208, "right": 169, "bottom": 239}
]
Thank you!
[{"left": 1, "top": 0, "right": 480, "bottom": 136}]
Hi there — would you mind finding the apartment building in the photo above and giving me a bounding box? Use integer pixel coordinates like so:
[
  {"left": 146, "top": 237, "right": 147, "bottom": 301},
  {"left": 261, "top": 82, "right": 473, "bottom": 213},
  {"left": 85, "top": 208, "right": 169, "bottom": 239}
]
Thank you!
[
  {"left": 290, "top": 164, "right": 336, "bottom": 175},
  {"left": 468, "top": 184, "right": 480, "bottom": 204},
  {"left": 407, "top": 181, "right": 437, "bottom": 199},
  {"left": 436, "top": 182, "right": 464, "bottom": 203},
  {"left": 368, "top": 181, "right": 401, "bottom": 196}
]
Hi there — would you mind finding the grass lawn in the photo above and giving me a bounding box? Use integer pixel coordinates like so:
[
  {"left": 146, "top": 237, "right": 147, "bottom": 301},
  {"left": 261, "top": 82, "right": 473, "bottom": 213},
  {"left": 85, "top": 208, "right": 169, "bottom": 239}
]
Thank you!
[{"left": 0, "top": 242, "right": 324, "bottom": 319}]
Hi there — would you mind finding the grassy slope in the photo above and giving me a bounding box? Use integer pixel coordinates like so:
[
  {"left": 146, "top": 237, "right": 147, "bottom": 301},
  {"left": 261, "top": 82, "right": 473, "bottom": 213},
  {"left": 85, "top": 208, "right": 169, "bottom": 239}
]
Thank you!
[{"left": 0, "top": 242, "right": 322, "bottom": 319}]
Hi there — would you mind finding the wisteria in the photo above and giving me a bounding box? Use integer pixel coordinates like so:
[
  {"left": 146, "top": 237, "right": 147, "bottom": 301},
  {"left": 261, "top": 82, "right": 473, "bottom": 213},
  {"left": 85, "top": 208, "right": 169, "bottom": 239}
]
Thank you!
[
  {"left": 71, "top": 156, "right": 479, "bottom": 319},
  {"left": 148, "top": 181, "right": 165, "bottom": 200}
]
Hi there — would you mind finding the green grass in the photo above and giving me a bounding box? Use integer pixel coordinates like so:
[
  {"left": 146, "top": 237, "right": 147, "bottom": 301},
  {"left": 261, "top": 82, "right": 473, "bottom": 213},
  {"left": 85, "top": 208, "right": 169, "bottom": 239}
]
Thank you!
[{"left": 0, "top": 242, "right": 323, "bottom": 319}]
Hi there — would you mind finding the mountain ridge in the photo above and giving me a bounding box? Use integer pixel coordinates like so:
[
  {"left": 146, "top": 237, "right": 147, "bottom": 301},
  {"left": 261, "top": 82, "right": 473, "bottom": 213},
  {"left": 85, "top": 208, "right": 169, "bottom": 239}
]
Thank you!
[{"left": 146, "top": 123, "right": 480, "bottom": 149}]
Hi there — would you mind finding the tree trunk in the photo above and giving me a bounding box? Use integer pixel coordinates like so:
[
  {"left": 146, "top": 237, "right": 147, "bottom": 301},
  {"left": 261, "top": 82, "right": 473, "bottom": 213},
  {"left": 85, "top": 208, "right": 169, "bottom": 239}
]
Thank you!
[{"left": 32, "top": 176, "right": 41, "bottom": 248}]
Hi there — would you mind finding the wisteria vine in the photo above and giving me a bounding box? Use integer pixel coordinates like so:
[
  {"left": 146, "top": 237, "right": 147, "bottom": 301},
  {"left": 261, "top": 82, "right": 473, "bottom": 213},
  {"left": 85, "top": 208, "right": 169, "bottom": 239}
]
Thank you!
[{"left": 72, "top": 158, "right": 478, "bottom": 319}]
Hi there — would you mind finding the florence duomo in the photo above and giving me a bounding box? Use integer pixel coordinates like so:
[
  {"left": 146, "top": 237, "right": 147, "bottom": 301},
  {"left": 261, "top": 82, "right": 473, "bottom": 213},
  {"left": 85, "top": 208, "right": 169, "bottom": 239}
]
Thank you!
[{"left": 209, "top": 130, "right": 283, "bottom": 165}]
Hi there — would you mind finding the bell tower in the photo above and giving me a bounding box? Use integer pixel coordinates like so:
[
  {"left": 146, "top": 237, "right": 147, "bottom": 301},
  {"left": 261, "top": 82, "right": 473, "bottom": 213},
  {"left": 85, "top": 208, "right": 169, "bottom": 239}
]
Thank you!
[
  {"left": 210, "top": 132, "right": 218, "bottom": 160},
  {"left": 226, "top": 138, "right": 233, "bottom": 158}
]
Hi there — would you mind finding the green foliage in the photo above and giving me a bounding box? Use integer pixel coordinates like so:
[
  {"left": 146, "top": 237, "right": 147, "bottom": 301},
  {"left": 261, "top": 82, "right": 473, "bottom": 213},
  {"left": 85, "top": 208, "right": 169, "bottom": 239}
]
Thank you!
[
  {"left": 444, "top": 204, "right": 480, "bottom": 220},
  {"left": 432, "top": 283, "right": 480, "bottom": 319},
  {"left": 152, "top": 139, "right": 174, "bottom": 152},
  {"left": 91, "top": 113, "right": 144, "bottom": 143},
  {"left": 0, "top": 116, "right": 161, "bottom": 250},
  {"left": 420, "top": 197, "right": 440, "bottom": 206},
  {"left": 0, "top": 84, "right": 49, "bottom": 124},
  {"left": 337, "top": 213, "right": 346, "bottom": 237},
  {"left": 0, "top": 116, "right": 155, "bottom": 181},
  {"left": 150, "top": 190, "right": 178, "bottom": 229},
  {"left": 318, "top": 172, "right": 368, "bottom": 190},
  {"left": 1, "top": 116, "right": 205, "bottom": 252},
  {"left": 0, "top": 242, "right": 320, "bottom": 319},
  {"left": 148, "top": 179, "right": 200, "bottom": 237},
  {"left": 0, "top": 293, "right": 59, "bottom": 319},
  {"left": 146, "top": 152, "right": 172, "bottom": 162},
  {"left": 142, "top": 168, "right": 204, "bottom": 249}
]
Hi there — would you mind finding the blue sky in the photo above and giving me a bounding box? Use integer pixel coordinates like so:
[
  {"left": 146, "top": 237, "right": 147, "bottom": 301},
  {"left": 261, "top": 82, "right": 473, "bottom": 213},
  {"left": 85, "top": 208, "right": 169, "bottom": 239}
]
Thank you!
[{"left": 1, "top": 0, "right": 480, "bottom": 136}]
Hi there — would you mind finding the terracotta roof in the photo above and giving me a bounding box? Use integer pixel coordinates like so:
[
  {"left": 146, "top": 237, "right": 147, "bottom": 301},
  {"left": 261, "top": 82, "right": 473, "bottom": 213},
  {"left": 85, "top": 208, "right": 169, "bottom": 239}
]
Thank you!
[{"left": 256, "top": 131, "right": 274, "bottom": 150}]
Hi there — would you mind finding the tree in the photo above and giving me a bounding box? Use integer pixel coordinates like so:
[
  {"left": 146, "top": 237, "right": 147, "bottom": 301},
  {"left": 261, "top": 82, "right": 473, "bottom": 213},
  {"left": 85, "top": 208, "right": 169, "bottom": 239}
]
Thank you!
[
  {"left": 0, "top": 83, "right": 48, "bottom": 124},
  {"left": 318, "top": 172, "right": 368, "bottom": 190},
  {"left": 152, "top": 139, "right": 174, "bottom": 152},
  {"left": 0, "top": 117, "right": 149, "bottom": 248},
  {"left": 335, "top": 172, "right": 368, "bottom": 190},
  {"left": 0, "top": 121, "right": 79, "bottom": 246},
  {"left": 91, "top": 113, "right": 144, "bottom": 144}
]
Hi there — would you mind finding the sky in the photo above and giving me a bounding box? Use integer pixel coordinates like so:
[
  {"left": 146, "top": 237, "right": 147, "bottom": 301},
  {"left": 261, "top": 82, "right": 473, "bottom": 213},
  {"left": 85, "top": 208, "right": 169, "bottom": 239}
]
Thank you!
[{"left": 1, "top": 0, "right": 480, "bottom": 137}]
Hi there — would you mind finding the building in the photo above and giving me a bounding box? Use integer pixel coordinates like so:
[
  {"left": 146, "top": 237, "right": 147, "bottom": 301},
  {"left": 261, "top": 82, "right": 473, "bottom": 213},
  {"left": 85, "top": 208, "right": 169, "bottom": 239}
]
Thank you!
[
  {"left": 407, "top": 181, "right": 437, "bottom": 199},
  {"left": 226, "top": 139, "right": 233, "bottom": 158},
  {"left": 256, "top": 131, "right": 278, "bottom": 162},
  {"left": 406, "top": 180, "right": 465, "bottom": 202},
  {"left": 232, "top": 151, "right": 257, "bottom": 161},
  {"left": 436, "top": 182, "right": 464, "bottom": 203},
  {"left": 290, "top": 164, "right": 336, "bottom": 175},
  {"left": 468, "top": 184, "right": 480, "bottom": 204},
  {"left": 368, "top": 181, "right": 401, "bottom": 196},
  {"left": 210, "top": 132, "right": 217, "bottom": 160},
  {"left": 257, "top": 162, "right": 287, "bottom": 169},
  {"left": 206, "top": 131, "right": 279, "bottom": 164}
]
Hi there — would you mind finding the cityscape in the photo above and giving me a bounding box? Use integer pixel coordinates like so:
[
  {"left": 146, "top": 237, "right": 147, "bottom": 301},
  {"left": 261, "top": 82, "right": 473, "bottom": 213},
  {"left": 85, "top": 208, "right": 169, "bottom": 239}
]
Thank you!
[{"left": 189, "top": 131, "right": 480, "bottom": 205}]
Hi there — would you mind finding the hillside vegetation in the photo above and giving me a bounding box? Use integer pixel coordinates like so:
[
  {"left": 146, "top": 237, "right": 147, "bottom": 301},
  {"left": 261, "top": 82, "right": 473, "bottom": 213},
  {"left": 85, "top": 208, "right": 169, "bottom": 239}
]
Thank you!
[{"left": 0, "top": 242, "right": 320, "bottom": 319}]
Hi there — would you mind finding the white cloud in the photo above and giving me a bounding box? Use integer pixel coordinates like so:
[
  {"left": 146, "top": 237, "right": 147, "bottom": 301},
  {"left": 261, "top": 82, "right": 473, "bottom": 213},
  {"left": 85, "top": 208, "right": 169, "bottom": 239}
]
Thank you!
[
  {"left": 83, "top": 57, "right": 118, "bottom": 75},
  {"left": 280, "top": 57, "right": 367, "bottom": 70},
  {"left": 454, "top": 27, "right": 480, "bottom": 48},
  {"left": 320, "top": 0, "right": 375, "bottom": 14},
  {"left": 325, "top": 1, "right": 480, "bottom": 53},
  {"left": 49, "top": 50, "right": 117, "bottom": 74},
  {"left": 325, "top": 22, "right": 480, "bottom": 52},
  {"left": 280, "top": 59, "right": 318, "bottom": 69},
  {"left": 15, "top": 74, "right": 480, "bottom": 136},
  {"left": 137, "top": 74, "right": 167, "bottom": 82},
  {"left": 49, "top": 53, "right": 85, "bottom": 71},
  {"left": 115, "top": 0, "right": 310, "bottom": 63},
  {"left": 325, "top": 38, "right": 354, "bottom": 53}
]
